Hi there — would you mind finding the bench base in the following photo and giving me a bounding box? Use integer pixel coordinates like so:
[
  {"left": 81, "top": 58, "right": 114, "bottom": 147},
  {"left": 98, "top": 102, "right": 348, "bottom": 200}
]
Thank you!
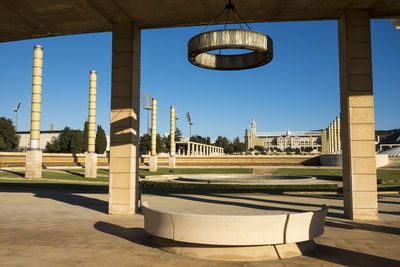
[{"left": 151, "top": 237, "right": 316, "bottom": 261}]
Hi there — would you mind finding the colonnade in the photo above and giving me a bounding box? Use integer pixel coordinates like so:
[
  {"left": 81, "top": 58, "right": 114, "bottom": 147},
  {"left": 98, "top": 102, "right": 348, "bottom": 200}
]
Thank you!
[
  {"left": 321, "top": 116, "right": 341, "bottom": 154},
  {"left": 176, "top": 142, "right": 224, "bottom": 156},
  {"left": 148, "top": 102, "right": 224, "bottom": 172}
]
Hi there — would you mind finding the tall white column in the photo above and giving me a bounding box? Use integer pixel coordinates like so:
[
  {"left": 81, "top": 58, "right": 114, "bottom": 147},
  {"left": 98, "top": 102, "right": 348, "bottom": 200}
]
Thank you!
[
  {"left": 169, "top": 106, "right": 176, "bottom": 168},
  {"left": 25, "top": 45, "right": 43, "bottom": 179},
  {"left": 85, "top": 70, "right": 98, "bottom": 178},
  {"left": 149, "top": 98, "right": 157, "bottom": 172}
]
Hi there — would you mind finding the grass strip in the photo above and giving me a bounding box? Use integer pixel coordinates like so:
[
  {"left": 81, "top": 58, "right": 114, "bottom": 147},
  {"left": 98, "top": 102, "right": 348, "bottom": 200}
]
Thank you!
[
  {"left": 140, "top": 180, "right": 338, "bottom": 193},
  {"left": 139, "top": 168, "right": 252, "bottom": 177}
]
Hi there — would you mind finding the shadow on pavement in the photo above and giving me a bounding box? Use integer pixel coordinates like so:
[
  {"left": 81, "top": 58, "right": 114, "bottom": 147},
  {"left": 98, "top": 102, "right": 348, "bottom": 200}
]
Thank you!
[
  {"left": 209, "top": 193, "right": 344, "bottom": 218},
  {"left": 0, "top": 187, "right": 108, "bottom": 213},
  {"left": 306, "top": 244, "right": 400, "bottom": 266},
  {"left": 325, "top": 219, "right": 400, "bottom": 236},
  {"left": 94, "top": 221, "right": 151, "bottom": 247},
  {"left": 34, "top": 190, "right": 108, "bottom": 213}
]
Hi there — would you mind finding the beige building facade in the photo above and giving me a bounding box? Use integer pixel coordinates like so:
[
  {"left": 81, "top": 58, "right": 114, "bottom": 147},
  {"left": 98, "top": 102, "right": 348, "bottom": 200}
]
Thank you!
[{"left": 245, "top": 119, "right": 321, "bottom": 152}]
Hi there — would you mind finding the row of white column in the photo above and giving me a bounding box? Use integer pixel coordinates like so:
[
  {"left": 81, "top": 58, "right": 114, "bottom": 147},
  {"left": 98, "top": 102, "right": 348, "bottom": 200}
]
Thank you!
[
  {"left": 149, "top": 98, "right": 224, "bottom": 172},
  {"left": 177, "top": 142, "right": 223, "bottom": 156},
  {"left": 321, "top": 116, "right": 341, "bottom": 154}
]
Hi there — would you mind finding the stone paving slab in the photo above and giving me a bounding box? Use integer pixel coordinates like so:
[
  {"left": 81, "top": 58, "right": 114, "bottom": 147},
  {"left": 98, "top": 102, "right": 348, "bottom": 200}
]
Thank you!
[{"left": 0, "top": 188, "right": 399, "bottom": 266}]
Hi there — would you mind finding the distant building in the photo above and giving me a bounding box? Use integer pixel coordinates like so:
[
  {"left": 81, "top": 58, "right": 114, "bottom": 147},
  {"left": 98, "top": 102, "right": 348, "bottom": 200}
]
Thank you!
[
  {"left": 17, "top": 130, "right": 61, "bottom": 150},
  {"left": 244, "top": 118, "right": 322, "bottom": 152},
  {"left": 17, "top": 130, "right": 110, "bottom": 152},
  {"left": 377, "top": 132, "right": 400, "bottom": 152}
]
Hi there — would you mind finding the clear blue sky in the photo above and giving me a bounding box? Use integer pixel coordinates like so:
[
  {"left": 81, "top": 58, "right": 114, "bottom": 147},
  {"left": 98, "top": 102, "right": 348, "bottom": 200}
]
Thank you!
[{"left": 0, "top": 19, "right": 399, "bottom": 141}]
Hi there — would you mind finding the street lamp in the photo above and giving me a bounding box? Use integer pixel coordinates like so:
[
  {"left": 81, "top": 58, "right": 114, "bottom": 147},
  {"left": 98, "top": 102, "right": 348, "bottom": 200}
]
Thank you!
[
  {"left": 141, "top": 94, "right": 153, "bottom": 134},
  {"left": 13, "top": 101, "right": 21, "bottom": 132},
  {"left": 186, "top": 112, "right": 193, "bottom": 138}
]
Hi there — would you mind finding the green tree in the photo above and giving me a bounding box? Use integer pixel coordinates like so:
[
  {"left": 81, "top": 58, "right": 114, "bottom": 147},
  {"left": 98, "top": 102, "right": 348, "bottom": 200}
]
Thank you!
[
  {"left": 175, "top": 127, "right": 182, "bottom": 142},
  {"left": 163, "top": 127, "right": 183, "bottom": 153},
  {"left": 0, "top": 117, "right": 19, "bottom": 151},
  {"left": 214, "top": 136, "right": 230, "bottom": 153},
  {"left": 58, "top": 127, "right": 74, "bottom": 152},
  {"left": 156, "top": 134, "right": 167, "bottom": 153},
  {"left": 83, "top": 121, "right": 89, "bottom": 151},
  {"left": 139, "top": 134, "right": 151, "bottom": 153},
  {"left": 254, "top": 145, "right": 265, "bottom": 152},
  {"left": 70, "top": 130, "right": 84, "bottom": 154},
  {"left": 232, "top": 137, "right": 245, "bottom": 153},
  {"left": 95, "top": 125, "right": 107, "bottom": 154},
  {"left": 45, "top": 136, "right": 61, "bottom": 152},
  {"left": 190, "top": 135, "right": 211, "bottom": 144}
]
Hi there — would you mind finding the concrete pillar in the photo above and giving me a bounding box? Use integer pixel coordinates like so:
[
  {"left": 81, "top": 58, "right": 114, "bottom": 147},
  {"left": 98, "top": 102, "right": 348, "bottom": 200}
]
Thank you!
[
  {"left": 25, "top": 45, "right": 43, "bottom": 179},
  {"left": 328, "top": 124, "right": 332, "bottom": 154},
  {"left": 321, "top": 130, "right": 325, "bottom": 154},
  {"left": 324, "top": 130, "right": 328, "bottom": 154},
  {"left": 333, "top": 119, "right": 337, "bottom": 153},
  {"left": 339, "top": 10, "right": 378, "bottom": 220},
  {"left": 169, "top": 106, "right": 176, "bottom": 168},
  {"left": 149, "top": 98, "right": 157, "bottom": 172},
  {"left": 109, "top": 23, "right": 141, "bottom": 215},
  {"left": 85, "top": 70, "right": 98, "bottom": 178},
  {"left": 337, "top": 116, "right": 341, "bottom": 152}
]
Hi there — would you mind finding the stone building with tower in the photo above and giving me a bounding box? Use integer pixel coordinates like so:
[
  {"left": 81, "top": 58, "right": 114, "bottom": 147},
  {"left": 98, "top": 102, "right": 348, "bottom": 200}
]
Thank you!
[{"left": 244, "top": 118, "right": 322, "bottom": 152}]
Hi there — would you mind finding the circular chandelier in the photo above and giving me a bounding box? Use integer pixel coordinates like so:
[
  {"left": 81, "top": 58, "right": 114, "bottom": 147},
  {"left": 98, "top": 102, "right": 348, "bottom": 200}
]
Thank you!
[{"left": 188, "top": 1, "right": 273, "bottom": 71}]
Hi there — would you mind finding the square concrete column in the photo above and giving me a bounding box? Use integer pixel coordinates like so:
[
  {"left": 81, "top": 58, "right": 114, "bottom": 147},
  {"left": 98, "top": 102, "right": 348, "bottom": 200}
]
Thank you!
[
  {"left": 339, "top": 10, "right": 378, "bottom": 220},
  {"left": 109, "top": 23, "right": 141, "bottom": 215}
]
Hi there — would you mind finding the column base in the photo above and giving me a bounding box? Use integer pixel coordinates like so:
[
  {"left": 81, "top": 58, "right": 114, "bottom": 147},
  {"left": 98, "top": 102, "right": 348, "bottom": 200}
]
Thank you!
[
  {"left": 25, "top": 150, "right": 42, "bottom": 179},
  {"left": 150, "top": 155, "right": 158, "bottom": 172},
  {"left": 169, "top": 155, "right": 176, "bottom": 169},
  {"left": 85, "top": 152, "right": 98, "bottom": 178},
  {"left": 345, "top": 208, "right": 378, "bottom": 220}
]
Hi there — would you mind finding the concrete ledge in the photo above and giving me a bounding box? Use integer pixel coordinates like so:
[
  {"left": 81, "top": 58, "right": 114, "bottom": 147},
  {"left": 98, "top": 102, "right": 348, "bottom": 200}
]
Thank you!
[
  {"left": 152, "top": 236, "right": 317, "bottom": 261},
  {"left": 320, "top": 154, "right": 389, "bottom": 168},
  {"left": 142, "top": 201, "right": 328, "bottom": 260}
]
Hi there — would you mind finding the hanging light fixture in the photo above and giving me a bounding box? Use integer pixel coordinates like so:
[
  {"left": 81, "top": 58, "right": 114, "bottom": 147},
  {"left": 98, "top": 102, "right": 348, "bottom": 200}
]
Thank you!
[{"left": 188, "top": 0, "right": 273, "bottom": 70}]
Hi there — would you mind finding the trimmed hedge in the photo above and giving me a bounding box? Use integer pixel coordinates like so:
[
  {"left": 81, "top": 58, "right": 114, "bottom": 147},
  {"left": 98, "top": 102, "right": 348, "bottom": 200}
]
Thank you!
[{"left": 140, "top": 180, "right": 338, "bottom": 193}]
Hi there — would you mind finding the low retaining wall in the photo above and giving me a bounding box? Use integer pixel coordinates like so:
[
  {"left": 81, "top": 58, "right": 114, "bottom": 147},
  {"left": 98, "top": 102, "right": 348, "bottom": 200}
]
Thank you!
[
  {"left": 140, "top": 155, "right": 320, "bottom": 167},
  {"left": 0, "top": 152, "right": 109, "bottom": 168},
  {"left": 388, "top": 157, "right": 400, "bottom": 167},
  {"left": 320, "top": 154, "right": 389, "bottom": 168}
]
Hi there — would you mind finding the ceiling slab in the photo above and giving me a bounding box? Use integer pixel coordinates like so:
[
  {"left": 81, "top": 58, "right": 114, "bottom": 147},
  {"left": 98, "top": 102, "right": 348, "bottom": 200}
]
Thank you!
[{"left": 0, "top": 0, "right": 399, "bottom": 42}]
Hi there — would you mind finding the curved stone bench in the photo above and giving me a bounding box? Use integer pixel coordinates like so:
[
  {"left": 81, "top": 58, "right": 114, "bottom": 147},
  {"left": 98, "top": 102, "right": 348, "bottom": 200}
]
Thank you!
[{"left": 141, "top": 201, "right": 328, "bottom": 261}]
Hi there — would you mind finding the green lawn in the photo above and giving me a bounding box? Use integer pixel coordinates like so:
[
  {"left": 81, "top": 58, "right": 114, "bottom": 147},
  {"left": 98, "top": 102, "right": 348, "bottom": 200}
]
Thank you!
[
  {"left": 0, "top": 170, "right": 108, "bottom": 183},
  {"left": 273, "top": 168, "right": 400, "bottom": 190},
  {"left": 63, "top": 168, "right": 109, "bottom": 175},
  {"left": 272, "top": 168, "right": 342, "bottom": 177},
  {"left": 1, "top": 167, "right": 399, "bottom": 191},
  {"left": 138, "top": 168, "right": 252, "bottom": 177}
]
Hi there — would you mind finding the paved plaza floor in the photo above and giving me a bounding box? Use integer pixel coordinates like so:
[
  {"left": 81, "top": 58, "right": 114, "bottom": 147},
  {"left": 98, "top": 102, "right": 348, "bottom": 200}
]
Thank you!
[{"left": 0, "top": 187, "right": 399, "bottom": 266}]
